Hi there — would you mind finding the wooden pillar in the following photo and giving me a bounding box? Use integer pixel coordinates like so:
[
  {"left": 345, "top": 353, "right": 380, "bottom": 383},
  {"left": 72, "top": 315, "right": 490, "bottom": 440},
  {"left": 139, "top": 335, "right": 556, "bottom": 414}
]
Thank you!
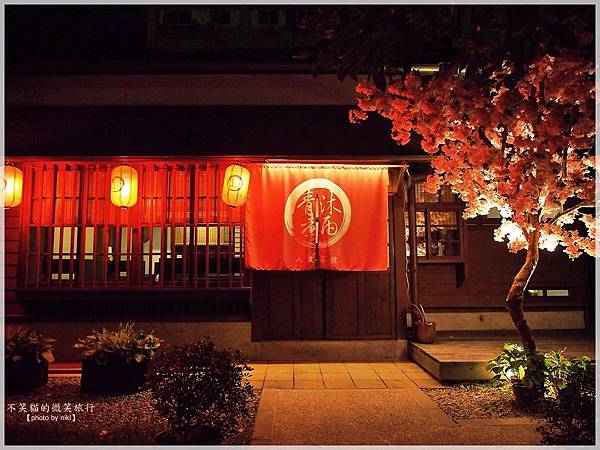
[
  {"left": 406, "top": 172, "right": 419, "bottom": 309},
  {"left": 391, "top": 167, "right": 409, "bottom": 340}
]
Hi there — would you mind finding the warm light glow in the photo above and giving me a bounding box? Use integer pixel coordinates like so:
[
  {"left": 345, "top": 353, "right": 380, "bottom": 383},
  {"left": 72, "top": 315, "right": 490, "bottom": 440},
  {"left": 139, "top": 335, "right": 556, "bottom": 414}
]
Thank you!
[
  {"left": 540, "top": 233, "right": 560, "bottom": 252},
  {"left": 110, "top": 164, "right": 138, "bottom": 208},
  {"left": 1, "top": 165, "right": 24, "bottom": 208},
  {"left": 222, "top": 164, "right": 250, "bottom": 207},
  {"left": 494, "top": 220, "right": 526, "bottom": 244}
]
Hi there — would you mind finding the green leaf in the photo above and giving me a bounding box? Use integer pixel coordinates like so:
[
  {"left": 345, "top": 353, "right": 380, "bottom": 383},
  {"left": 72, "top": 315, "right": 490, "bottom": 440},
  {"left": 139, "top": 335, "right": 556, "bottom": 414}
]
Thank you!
[{"left": 134, "top": 353, "right": 145, "bottom": 363}]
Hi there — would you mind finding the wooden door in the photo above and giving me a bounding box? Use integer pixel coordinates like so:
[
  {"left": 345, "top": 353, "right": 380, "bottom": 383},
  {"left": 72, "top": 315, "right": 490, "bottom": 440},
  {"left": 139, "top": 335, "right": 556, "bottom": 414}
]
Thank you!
[{"left": 251, "top": 186, "right": 408, "bottom": 341}]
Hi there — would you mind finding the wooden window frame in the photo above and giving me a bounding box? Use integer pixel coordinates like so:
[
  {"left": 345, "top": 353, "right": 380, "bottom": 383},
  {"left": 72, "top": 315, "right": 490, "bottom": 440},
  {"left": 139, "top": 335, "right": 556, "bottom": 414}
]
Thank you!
[
  {"left": 412, "top": 181, "right": 465, "bottom": 264},
  {"left": 19, "top": 161, "right": 247, "bottom": 290}
]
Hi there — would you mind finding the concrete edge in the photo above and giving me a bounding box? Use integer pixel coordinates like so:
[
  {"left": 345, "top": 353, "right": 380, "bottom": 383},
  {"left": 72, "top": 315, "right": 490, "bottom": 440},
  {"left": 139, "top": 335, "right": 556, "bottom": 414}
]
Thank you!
[{"left": 250, "top": 389, "right": 279, "bottom": 445}]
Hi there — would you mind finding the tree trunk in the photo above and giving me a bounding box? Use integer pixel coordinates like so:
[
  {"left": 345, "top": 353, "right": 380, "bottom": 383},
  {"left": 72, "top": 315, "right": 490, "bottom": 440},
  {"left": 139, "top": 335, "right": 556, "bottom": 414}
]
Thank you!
[{"left": 506, "top": 230, "right": 540, "bottom": 352}]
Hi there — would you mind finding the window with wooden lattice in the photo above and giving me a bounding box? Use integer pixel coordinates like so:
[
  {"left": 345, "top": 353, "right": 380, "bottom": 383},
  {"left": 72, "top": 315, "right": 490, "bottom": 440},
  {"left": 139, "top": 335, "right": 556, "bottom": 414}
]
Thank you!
[
  {"left": 406, "top": 182, "right": 465, "bottom": 263},
  {"left": 21, "top": 161, "right": 247, "bottom": 289}
]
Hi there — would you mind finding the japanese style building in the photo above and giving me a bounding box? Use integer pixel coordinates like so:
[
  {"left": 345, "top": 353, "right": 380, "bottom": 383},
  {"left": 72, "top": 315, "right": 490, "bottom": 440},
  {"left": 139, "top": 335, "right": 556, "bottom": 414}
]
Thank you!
[{"left": 4, "top": 6, "right": 594, "bottom": 362}]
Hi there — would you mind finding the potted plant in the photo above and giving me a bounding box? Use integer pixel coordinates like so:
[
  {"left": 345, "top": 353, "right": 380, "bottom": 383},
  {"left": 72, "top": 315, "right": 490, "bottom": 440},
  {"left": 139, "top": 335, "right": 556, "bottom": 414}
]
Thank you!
[
  {"left": 148, "top": 338, "right": 255, "bottom": 445},
  {"left": 411, "top": 303, "right": 437, "bottom": 343},
  {"left": 6, "top": 328, "right": 56, "bottom": 393},
  {"left": 74, "top": 323, "right": 161, "bottom": 394},
  {"left": 487, "top": 342, "right": 547, "bottom": 407}
]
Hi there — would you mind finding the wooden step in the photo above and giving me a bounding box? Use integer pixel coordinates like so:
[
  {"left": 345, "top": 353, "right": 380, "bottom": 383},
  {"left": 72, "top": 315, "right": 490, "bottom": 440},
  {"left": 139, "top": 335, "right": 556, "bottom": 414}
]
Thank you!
[
  {"left": 409, "top": 342, "right": 492, "bottom": 382},
  {"left": 408, "top": 331, "right": 595, "bottom": 382}
]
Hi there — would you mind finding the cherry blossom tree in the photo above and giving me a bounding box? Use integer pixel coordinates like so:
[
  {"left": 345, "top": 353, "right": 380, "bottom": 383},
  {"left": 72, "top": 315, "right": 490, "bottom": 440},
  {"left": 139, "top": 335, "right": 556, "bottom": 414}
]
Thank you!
[{"left": 350, "top": 51, "right": 595, "bottom": 351}]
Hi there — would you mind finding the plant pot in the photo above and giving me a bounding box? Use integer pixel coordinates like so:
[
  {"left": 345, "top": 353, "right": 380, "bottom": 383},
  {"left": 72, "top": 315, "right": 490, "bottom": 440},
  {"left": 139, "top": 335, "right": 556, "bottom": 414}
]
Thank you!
[
  {"left": 6, "top": 359, "right": 49, "bottom": 394},
  {"left": 154, "top": 426, "right": 222, "bottom": 445},
  {"left": 81, "top": 356, "right": 148, "bottom": 394},
  {"left": 415, "top": 322, "right": 436, "bottom": 344},
  {"left": 512, "top": 382, "right": 543, "bottom": 407}
]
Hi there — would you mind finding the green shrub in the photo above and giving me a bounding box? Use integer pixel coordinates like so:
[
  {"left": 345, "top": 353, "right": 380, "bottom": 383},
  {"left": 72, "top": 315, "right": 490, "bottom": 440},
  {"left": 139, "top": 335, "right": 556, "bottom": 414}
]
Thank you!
[
  {"left": 538, "top": 363, "right": 595, "bottom": 445},
  {"left": 6, "top": 327, "right": 56, "bottom": 364},
  {"left": 73, "top": 323, "right": 161, "bottom": 364},
  {"left": 544, "top": 348, "right": 591, "bottom": 397},
  {"left": 147, "top": 338, "right": 255, "bottom": 442},
  {"left": 488, "top": 343, "right": 593, "bottom": 398},
  {"left": 487, "top": 343, "right": 546, "bottom": 389}
]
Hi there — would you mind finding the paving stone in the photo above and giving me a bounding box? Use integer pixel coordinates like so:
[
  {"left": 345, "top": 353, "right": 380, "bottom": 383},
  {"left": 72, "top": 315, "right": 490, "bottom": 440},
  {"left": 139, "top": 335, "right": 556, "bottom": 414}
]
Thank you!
[
  {"left": 368, "top": 362, "right": 399, "bottom": 370},
  {"left": 250, "top": 380, "right": 264, "bottom": 389},
  {"left": 263, "top": 380, "right": 294, "bottom": 389},
  {"left": 248, "top": 363, "right": 269, "bottom": 370},
  {"left": 268, "top": 363, "right": 294, "bottom": 369},
  {"left": 347, "top": 370, "right": 380, "bottom": 380},
  {"left": 294, "top": 372, "right": 323, "bottom": 381},
  {"left": 382, "top": 379, "right": 417, "bottom": 389},
  {"left": 294, "top": 380, "right": 325, "bottom": 389},
  {"left": 403, "top": 371, "right": 435, "bottom": 380},
  {"left": 323, "top": 379, "right": 355, "bottom": 389},
  {"left": 375, "top": 370, "right": 411, "bottom": 381},
  {"left": 344, "top": 362, "right": 373, "bottom": 369},
  {"left": 266, "top": 373, "right": 294, "bottom": 381},
  {"left": 322, "top": 372, "right": 353, "bottom": 381},
  {"left": 318, "top": 363, "right": 347, "bottom": 372},
  {"left": 247, "top": 371, "right": 266, "bottom": 380},
  {"left": 266, "top": 367, "right": 294, "bottom": 380},
  {"left": 352, "top": 379, "right": 387, "bottom": 389},
  {"left": 293, "top": 363, "right": 321, "bottom": 373}
]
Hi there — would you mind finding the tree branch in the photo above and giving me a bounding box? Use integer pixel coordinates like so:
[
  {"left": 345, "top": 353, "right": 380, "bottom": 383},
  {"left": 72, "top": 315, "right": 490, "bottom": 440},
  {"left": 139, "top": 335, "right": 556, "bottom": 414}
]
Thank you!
[{"left": 549, "top": 199, "right": 596, "bottom": 225}]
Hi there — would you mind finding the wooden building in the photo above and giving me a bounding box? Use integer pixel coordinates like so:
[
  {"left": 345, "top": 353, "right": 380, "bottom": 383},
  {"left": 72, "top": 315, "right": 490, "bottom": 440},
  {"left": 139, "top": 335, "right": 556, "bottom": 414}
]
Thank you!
[{"left": 3, "top": 6, "right": 593, "bottom": 362}]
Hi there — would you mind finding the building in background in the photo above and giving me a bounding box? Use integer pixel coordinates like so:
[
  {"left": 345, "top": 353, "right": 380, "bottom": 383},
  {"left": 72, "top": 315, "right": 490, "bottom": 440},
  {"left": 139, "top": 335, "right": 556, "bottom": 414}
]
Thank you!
[{"left": 4, "top": 5, "right": 594, "bottom": 362}]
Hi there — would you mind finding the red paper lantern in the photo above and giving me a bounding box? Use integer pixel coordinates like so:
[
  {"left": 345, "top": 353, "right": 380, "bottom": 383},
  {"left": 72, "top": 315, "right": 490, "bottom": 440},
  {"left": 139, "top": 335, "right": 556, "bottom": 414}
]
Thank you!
[
  {"left": 1, "top": 165, "right": 24, "bottom": 208},
  {"left": 110, "top": 164, "right": 138, "bottom": 208},
  {"left": 222, "top": 164, "right": 250, "bottom": 207}
]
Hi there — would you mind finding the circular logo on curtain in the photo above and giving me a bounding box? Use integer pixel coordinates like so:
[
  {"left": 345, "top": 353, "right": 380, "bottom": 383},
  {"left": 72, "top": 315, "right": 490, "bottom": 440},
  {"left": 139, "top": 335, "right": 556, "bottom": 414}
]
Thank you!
[{"left": 284, "top": 178, "right": 351, "bottom": 248}]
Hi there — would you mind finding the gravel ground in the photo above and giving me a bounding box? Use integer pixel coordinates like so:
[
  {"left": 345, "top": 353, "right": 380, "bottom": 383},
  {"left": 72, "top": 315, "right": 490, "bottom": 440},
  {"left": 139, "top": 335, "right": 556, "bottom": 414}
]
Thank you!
[
  {"left": 5, "top": 377, "right": 260, "bottom": 445},
  {"left": 423, "top": 382, "right": 544, "bottom": 420}
]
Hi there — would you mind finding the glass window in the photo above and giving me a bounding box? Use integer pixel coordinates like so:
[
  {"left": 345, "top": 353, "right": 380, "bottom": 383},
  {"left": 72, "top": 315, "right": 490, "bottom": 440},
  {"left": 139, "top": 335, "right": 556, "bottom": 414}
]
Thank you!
[
  {"left": 414, "top": 182, "right": 463, "bottom": 261},
  {"left": 526, "top": 289, "right": 571, "bottom": 300},
  {"left": 547, "top": 289, "right": 570, "bottom": 297}
]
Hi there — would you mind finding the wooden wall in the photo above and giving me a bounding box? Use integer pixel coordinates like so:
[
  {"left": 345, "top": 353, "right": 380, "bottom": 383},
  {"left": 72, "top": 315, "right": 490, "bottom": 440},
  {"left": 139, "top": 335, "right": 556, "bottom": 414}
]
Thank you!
[
  {"left": 417, "top": 221, "right": 592, "bottom": 311},
  {"left": 251, "top": 271, "right": 398, "bottom": 340},
  {"left": 4, "top": 205, "right": 23, "bottom": 316}
]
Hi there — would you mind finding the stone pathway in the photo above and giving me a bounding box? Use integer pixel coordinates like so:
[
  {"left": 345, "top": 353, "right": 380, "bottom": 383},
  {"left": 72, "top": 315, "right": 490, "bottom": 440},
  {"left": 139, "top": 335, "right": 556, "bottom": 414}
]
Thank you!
[
  {"left": 245, "top": 361, "right": 445, "bottom": 390},
  {"left": 248, "top": 361, "right": 542, "bottom": 446}
]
